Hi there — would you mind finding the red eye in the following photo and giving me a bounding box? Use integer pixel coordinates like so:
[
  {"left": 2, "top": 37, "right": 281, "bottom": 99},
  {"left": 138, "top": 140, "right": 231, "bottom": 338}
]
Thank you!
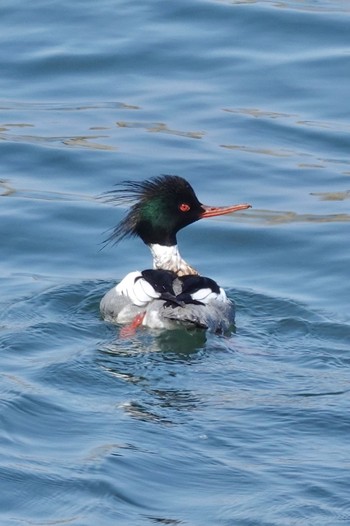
[{"left": 179, "top": 203, "right": 191, "bottom": 212}]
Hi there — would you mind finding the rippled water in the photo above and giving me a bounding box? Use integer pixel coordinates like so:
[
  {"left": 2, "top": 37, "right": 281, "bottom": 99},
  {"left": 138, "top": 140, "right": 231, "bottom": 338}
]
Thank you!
[{"left": 1, "top": 0, "right": 350, "bottom": 524}]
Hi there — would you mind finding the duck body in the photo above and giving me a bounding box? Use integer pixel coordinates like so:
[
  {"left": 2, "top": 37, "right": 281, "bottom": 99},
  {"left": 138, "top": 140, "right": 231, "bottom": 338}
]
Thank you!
[
  {"left": 100, "top": 175, "right": 251, "bottom": 334},
  {"left": 101, "top": 269, "right": 235, "bottom": 333}
]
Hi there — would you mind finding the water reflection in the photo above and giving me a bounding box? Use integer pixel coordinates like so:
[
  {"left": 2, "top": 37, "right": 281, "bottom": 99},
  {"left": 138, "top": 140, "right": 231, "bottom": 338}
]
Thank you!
[
  {"left": 0, "top": 101, "right": 140, "bottom": 111},
  {"left": 221, "top": 143, "right": 293, "bottom": 157},
  {"left": 223, "top": 107, "right": 350, "bottom": 133},
  {"left": 117, "top": 385, "right": 202, "bottom": 423},
  {"left": 0, "top": 179, "right": 14, "bottom": 196},
  {"left": 0, "top": 127, "right": 117, "bottom": 151},
  {"left": 117, "top": 121, "right": 204, "bottom": 139},
  {"left": 100, "top": 327, "right": 207, "bottom": 362},
  {"left": 144, "top": 516, "right": 183, "bottom": 525},
  {"left": 0, "top": 178, "right": 94, "bottom": 202},
  {"left": 0, "top": 100, "right": 139, "bottom": 151},
  {"left": 229, "top": 208, "right": 350, "bottom": 224},
  {"left": 216, "top": 0, "right": 350, "bottom": 13},
  {"left": 311, "top": 190, "right": 350, "bottom": 201},
  {"left": 223, "top": 107, "right": 297, "bottom": 120},
  {"left": 98, "top": 328, "right": 209, "bottom": 423}
]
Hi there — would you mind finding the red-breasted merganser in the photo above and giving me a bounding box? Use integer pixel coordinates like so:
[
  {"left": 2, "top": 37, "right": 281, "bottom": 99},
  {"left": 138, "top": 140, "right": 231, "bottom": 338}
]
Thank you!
[{"left": 100, "top": 175, "right": 251, "bottom": 334}]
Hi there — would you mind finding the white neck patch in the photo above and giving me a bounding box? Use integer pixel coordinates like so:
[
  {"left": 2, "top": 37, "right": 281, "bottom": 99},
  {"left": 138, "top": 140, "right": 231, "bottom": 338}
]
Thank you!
[{"left": 149, "top": 244, "right": 198, "bottom": 276}]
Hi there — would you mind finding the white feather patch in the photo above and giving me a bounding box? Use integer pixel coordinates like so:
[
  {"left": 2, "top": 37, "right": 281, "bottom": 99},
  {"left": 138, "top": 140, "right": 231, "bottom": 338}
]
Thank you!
[
  {"left": 133, "top": 277, "right": 160, "bottom": 306},
  {"left": 191, "top": 286, "right": 228, "bottom": 305},
  {"left": 218, "top": 288, "right": 228, "bottom": 302},
  {"left": 115, "top": 271, "right": 160, "bottom": 307},
  {"left": 190, "top": 287, "right": 213, "bottom": 302}
]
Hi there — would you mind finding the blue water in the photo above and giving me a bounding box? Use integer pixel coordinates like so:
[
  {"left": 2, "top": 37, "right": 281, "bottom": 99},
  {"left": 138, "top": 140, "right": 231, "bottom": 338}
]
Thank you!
[{"left": 1, "top": 0, "right": 350, "bottom": 524}]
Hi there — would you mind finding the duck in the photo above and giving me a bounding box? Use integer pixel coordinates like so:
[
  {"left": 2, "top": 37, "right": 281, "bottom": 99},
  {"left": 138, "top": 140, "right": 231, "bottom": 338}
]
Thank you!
[{"left": 100, "top": 175, "right": 251, "bottom": 334}]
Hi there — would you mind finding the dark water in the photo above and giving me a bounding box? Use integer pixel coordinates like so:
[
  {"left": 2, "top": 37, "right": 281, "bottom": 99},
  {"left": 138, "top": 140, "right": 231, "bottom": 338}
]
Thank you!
[{"left": 1, "top": 1, "right": 350, "bottom": 524}]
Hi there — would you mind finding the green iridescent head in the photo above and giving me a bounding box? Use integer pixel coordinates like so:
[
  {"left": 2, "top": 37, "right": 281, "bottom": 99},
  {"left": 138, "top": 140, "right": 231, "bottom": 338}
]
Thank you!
[{"left": 105, "top": 175, "right": 205, "bottom": 246}]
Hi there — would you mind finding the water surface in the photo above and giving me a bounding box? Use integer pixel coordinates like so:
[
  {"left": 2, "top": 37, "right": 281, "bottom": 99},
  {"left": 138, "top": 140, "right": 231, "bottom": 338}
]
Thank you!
[{"left": 1, "top": 0, "right": 350, "bottom": 524}]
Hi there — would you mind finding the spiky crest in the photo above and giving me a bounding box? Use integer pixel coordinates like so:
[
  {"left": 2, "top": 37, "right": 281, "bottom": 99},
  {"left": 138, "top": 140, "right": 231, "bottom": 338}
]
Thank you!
[{"left": 103, "top": 175, "right": 203, "bottom": 247}]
